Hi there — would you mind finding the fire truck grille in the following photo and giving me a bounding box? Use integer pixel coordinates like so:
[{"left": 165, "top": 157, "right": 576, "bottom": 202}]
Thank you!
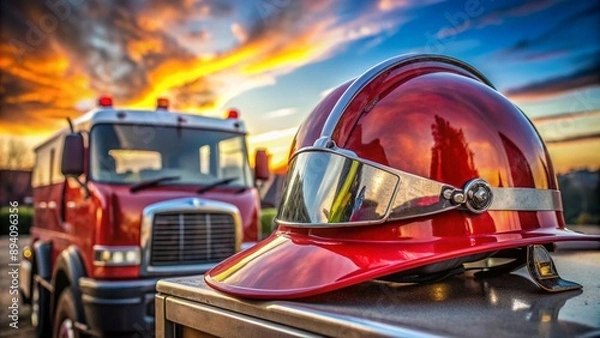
[{"left": 150, "top": 212, "right": 236, "bottom": 266}]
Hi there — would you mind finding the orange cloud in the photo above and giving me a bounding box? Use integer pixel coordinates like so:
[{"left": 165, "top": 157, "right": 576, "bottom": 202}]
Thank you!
[
  {"left": 0, "top": 48, "right": 93, "bottom": 135},
  {"left": 531, "top": 110, "right": 600, "bottom": 144},
  {"left": 546, "top": 137, "right": 600, "bottom": 174},
  {"left": 1, "top": 0, "right": 402, "bottom": 139}
]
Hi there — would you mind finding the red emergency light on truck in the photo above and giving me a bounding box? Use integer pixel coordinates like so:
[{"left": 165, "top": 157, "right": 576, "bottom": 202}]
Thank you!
[{"left": 19, "top": 97, "right": 269, "bottom": 337}]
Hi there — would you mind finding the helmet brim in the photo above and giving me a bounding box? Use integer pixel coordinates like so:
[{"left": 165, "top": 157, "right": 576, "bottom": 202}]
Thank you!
[{"left": 205, "top": 226, "right": 600, "bottom": 299}]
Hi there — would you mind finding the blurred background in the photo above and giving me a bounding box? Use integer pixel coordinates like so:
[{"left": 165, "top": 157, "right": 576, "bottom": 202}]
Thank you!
[{"left": 1, "top": 0, "right": 599, "bottom": 231}]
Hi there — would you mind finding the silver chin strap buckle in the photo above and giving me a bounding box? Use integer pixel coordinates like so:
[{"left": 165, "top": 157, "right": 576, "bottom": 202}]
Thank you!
[
  {"left": 474, "top": 245, "right": 582, "bottom": 293},
  {"left": 526, "top": 244, "right": 582, "bottom": 292},
  {"left": 443, "top": 178, "right": 494, "bottom": 214}
]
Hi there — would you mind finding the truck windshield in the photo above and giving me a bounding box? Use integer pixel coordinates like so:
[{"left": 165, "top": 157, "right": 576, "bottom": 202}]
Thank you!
[{"left": 90, "top": 124, "right": 252, "bottom": 187}]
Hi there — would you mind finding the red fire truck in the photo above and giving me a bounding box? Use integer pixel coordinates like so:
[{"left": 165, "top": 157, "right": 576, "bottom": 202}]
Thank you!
[{"left": 19, "top": 96, "right": 269, "bottom": 337}]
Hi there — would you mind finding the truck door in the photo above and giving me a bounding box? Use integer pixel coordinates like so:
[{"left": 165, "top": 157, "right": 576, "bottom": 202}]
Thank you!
[{"left": 61, "top": 133, "right": 94, "bottom": 260}]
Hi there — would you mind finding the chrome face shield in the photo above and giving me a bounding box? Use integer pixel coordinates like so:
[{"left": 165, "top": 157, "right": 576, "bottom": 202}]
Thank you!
[
  {"left": 276, "top": 148, "right": 563, "bottom": 228},
  {"left": 277, "top": 150, "right": 399, "bottom": 224}
]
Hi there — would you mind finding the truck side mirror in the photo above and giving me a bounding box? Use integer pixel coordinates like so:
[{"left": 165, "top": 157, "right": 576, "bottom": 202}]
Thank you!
[
  {"left": 61, "top": 133, "right": 84, "bottom": 177},
  {"left": 254, "top": 149, "right": 270, "bottom": 181}
]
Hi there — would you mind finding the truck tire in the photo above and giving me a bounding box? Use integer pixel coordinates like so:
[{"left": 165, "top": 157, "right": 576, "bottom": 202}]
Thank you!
[
  {"left": 53, "top": 287, "right": 80, "bottom": 338},
  {"left": 31, "top": 275, "right": 51, "bottom": 338}
]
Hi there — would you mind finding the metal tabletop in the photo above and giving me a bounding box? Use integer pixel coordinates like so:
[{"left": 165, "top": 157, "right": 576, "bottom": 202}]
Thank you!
[{"left": 157, "top": 241, "right": 600, "bottom": 337}]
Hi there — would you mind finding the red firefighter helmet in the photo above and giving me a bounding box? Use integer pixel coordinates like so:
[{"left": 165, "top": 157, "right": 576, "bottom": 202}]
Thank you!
[{"left": 206, "top": 54, "right": 599, "bottom": 299}]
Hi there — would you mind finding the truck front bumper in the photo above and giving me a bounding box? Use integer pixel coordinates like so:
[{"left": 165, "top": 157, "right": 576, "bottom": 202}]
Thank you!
[{"left": 79, "top": 277, "right": 157, "bottom": 336}]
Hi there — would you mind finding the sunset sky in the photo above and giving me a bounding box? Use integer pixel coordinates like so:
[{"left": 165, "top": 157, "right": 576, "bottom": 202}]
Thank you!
[{"left": 1, "top": 0, "right": 599, "bottom": 173}]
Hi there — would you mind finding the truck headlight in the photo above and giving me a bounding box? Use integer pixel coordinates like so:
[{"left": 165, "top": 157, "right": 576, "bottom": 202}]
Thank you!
[{"left": 93, "top": 246, "right": 141, "bottom": 266}]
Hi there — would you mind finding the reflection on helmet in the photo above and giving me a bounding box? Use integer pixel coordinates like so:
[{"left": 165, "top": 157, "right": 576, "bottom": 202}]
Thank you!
[{"left": 205, "top": 54, "right": 600, "bottom": 299}]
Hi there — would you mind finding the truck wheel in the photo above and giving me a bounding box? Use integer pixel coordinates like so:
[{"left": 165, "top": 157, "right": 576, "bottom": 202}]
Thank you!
[
  {"left": 53, "top": 287, "right": 80, "bottom": 338},
  {"left": 31, "top": 276, "right": 51, "bottom": 338}
]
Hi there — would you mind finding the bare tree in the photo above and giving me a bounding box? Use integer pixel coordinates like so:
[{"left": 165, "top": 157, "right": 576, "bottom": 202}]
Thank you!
[{"left": 0, "top": 136, "right": 34, "bottom": 170}]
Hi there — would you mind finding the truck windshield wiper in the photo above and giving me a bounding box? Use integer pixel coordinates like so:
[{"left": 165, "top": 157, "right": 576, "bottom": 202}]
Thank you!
[
  {"left": 197, "top": 177, "right": 239, "bottom": 194},
  {"left": 130, "top": 176, "right": 181, "bottom": 193}
]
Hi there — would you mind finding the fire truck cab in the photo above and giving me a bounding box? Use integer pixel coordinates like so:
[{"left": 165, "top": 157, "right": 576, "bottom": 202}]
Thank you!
[{"left": 19, "top": 97, "right": 268, "bottom": 337}]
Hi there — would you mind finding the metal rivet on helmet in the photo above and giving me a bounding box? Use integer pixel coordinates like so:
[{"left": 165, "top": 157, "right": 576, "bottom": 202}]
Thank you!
[{"left": 463, "top": 178, "right": 493, "bottom": 214}]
